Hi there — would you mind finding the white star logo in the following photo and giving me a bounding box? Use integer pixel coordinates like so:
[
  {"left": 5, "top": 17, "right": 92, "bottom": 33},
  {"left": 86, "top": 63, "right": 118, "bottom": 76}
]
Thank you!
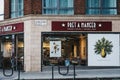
[
  {"left": 61, "top": 23, "right": 65, "bottom": 27},
  {"left": 13, "top": 26, "right": 16, "bottom": 30},
  {"left": 99, "top": 24, "right": 102, "bottom": 27}
]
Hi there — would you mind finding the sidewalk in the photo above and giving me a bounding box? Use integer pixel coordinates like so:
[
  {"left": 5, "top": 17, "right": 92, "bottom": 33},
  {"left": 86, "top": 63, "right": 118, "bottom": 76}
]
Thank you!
[{"left": 0, "top": 68, "right": 120, "bottom": 80}]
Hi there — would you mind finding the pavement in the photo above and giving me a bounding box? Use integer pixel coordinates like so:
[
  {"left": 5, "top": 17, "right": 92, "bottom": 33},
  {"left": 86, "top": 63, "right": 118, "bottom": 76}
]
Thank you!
[{"left": 0, "top": 67, "right": 120, "bottom": 80}]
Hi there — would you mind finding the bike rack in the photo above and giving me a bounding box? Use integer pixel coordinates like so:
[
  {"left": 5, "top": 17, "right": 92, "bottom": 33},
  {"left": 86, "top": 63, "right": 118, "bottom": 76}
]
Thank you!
[
  {"left": 2, "top": 58, "right": 21, "bottom": 80},
  {"left": 2, "top": 58, "right": 14, "bottom": 77},
  {"left": 58, "top": 65, "right": 69, "bottom": 75},
  {"left": 58, "top": 59, "right": 70, "bottom": 75},
  {"left": 51, "top": 59, "right": 78, "bottom": 80}
]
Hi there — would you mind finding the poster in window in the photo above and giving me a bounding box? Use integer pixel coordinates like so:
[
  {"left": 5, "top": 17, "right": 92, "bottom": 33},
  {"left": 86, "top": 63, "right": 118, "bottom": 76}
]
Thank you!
[
  {"left": 50, "top": 41, "right": 61, "bottom": 57},
  {"left": 88, "top": 34, "right": 120, "bottom": 66}
]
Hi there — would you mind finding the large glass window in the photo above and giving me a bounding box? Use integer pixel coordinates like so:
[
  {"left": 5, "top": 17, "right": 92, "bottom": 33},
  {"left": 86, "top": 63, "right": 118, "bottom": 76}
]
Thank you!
[
  {"left": 86, "top": 0, "right": 117, "bottom": 15},
  {"left": 0, "top": 0, "right": 4, "bottom": 21},
  {"left": 42, "top": 0, "right": 74, "bottom": 15},
  {"left": 11, "top": 0, "right": 24, "bottom": 18},
  {"left": 42, "top": 33, "right": 87, "bottom": 66}
]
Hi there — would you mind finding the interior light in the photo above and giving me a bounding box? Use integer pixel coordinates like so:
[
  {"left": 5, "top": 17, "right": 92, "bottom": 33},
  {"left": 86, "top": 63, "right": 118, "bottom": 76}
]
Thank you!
[{"left": 5, "top": 36, "right": 9, "bottom": 39}]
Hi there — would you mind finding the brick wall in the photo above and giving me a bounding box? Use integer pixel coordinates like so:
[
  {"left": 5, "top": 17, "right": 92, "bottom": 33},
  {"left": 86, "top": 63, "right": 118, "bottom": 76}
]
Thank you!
[
  {"left": 24, "top": 0, "right": 42, "bottom": 15},
  {"left": 4, "top": 0, "right": 10, "bottom": 19},
  {"left": 117, "top": 0, "right": 120, "bottom": 14},
  {"left": 32, "top": 0, "right": 42, "bottom": 14},
  {"left": 74, "top": 0, "right": 85, "bottom": 15},
  {"left": 24, "top": 0, "right": 32, "bottom": 15},
  {"left": 4, "top": 0, "right": 120, "bottom": 19}
]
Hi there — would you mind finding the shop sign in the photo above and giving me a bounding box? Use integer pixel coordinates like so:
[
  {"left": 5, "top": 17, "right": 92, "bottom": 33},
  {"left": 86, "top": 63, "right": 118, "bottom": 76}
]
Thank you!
[
  {"left": 50, "top": 41, "right": 61, "bottom": 57},
  {"left": 0, "top": 22, "right": 24, "bottom": 35},
  {"left": 52, "top": 21, "right": 112, "bottom": 31},
  {"left": 35, "top": 20, "right": 47, "bottom": 26}
]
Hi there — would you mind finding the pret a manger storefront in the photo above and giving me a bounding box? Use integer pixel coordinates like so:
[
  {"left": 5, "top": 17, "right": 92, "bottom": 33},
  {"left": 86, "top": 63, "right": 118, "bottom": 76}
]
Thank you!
[
  {"left": 1, "top": 16, "right": 120, "bottom": 72},
  {"left": 42, "top": 20, "right": 120, "bottom": 69}
]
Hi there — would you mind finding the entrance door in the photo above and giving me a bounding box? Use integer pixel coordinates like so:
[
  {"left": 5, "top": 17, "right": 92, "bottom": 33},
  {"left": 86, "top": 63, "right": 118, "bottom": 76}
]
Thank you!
[{"left": 0, "top": 34, "right": 24, "bottom": 70}]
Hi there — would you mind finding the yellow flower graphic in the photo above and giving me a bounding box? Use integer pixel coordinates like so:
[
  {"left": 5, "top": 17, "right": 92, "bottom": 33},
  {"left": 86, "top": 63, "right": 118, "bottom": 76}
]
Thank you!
[{"left": 94, "top": 37, "right": 113, "bottom": 58}]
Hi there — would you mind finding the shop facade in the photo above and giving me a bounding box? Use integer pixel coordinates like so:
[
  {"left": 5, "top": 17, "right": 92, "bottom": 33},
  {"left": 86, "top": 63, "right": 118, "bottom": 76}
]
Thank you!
[
  {"left": 1, "top": 0, "right": 120, "bottom": 72},
  {"left": 0, "top": 16, "right": 120, "bottom": 72},
  {"left": 41, "top": 19, "right": 120, "bottom": 69}
]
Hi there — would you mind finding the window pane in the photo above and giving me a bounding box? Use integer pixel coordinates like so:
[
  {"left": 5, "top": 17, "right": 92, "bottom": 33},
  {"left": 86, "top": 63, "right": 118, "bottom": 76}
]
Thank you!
[
  {"left": 11, "top": 0, "right": 15, "bottom": 12},
  {"left": 11, "top": 0, "right": 23, "bottom": 18},
  {"left": 59, "top": 0, "right": 73, "bottom": 8},
  {"left": 11, "top": 13, "right": 16, "bottom": 18},
  {"left": 87, "top": 0, "right": 100, "bottom": 7},
  {"left": 103, "top": 0, "right": 116, "bottom": 7},
  {"left": 0, "top": 16, "right": 4, "bottom": 21},
  {"left": 102, "top": 9, "right": 117, "bottom": 15},
  {"left": 11, "top": 0, "right": 16, "bottom": 18},
  {"left": 43, "top": 9, "right": 58, "bottom": 14},
  {"left": 67, "top": 0, "right": 73, "bottom": 7},
  {"left": 86, "top": 0, "right": 117, "bottom": 15},
  {"left": 18, "top": 0, "right": 23, "bottom": 16},
  {"left": 43, "top": 0, "right": 74, "bottom": 15},
  {"left": 44, "top": 0, "right": 57, "bottom": 8},
  {"left": 59, "top": 9, "right": 74, "bottom": 15},
  {"left": 18, "top": 10, "right": 23, "bottom": 17},
  {"left": 86, "top": 9, "right": 100, "bottom": 15},
  {"left": 0, "top": 0, "right": 4, "bottom": 21},
  {"left": 18, "top": 0, "right": 23, "bottom": 10}
]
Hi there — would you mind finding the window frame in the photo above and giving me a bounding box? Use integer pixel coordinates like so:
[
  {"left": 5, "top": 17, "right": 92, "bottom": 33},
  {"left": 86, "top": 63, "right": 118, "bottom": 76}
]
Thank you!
[
  {"left": 86, "top": 0, "right": 117, "bottom": 15},
  {"left": 42, "top": 0, "right": 74, "bottom": 15},
  {"left": 11, "top": 0, "right": 24, "bottom": 18}
]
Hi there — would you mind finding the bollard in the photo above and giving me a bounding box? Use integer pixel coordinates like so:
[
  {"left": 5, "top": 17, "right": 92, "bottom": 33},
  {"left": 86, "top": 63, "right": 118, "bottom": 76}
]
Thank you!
[
  {"left": 18, "top": 68, "right": 20, "bottom": 80},
  {"left": 73, "top": 64, "right": 76, "bottom": 80},
  {"left": 52, "top": 64, "right": 54, "bottom": 80},
  {"left": 18, "top": 60, "right": 21, "bottom": 80},
  {"left": 71, "top": 60, "right": 78, "bottom": 80}
]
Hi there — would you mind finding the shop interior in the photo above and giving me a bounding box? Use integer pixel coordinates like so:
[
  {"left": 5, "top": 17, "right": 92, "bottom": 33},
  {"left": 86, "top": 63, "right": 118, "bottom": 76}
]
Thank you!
[
  {"left": 0, "top": 34, "right": 24, "bottom": 70},
  {"left": 42, "top": 33, "right": 87, "bottom": 66}
]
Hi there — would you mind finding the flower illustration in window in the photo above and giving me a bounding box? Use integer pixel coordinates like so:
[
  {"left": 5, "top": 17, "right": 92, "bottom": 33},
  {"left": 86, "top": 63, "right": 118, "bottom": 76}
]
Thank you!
[{"left": 94, "top": 37, "right": 113, "bottom": 58}]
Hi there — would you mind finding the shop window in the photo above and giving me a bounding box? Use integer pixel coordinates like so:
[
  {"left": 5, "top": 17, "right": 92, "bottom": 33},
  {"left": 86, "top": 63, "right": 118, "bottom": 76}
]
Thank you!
[
  {"left": 11, "top": 0, "right": 24, "bottom": 18},
  {"left": 42, "top": 33, "right": 87, "bottom": 66},
  {"left": 17, "top": 35, "right": 24, "bottom": 60},
  {"left": 0, "top": 34, "right": 24, "bottom": 70},
  {"left": 0, "top": 0, "right": 4, "bottom": 21},
  {"left": 86, "top": 0, "right": 117, "bottom": 15},
  {"left": 42, "top": 0, "right": 74, "bottom": 15}
]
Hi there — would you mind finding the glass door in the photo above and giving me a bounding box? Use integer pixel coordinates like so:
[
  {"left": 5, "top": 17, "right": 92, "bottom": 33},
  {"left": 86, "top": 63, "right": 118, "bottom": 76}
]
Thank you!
[
  {"left": 0, "top": 34, "right": 24, "bottom": 70},
  {"left": 16, "top": 34, "right": 24, "bottom": 70}
]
